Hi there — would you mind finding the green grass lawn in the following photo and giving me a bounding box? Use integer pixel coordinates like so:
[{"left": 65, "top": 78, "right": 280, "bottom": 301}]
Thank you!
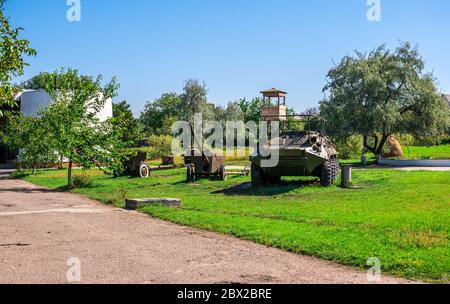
[
  {"left": 14, "top": 168, "right": 450, "bottom": 283},
  {"left": 402, "top": 145, "right": 450, "bottom": 160}
]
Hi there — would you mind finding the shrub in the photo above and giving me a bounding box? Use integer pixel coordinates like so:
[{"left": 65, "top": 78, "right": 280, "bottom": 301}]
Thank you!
[
  {"left": 395, "top": 134, "right": 416, "bottom": 147},
  {"left": 106, "top": 149, "right": 136, "bottom": 178},
  {"left": 72, "top": 173, "right": 93, "bottom": 188},
  {"left": 333, "top": 135, "right": 364, "bottom": 160},
  {"left": 396, "top": 133, "right": 450, "bottom": 147},
  {"left": 142, "top": 135, "right": 174, "bottom": 160}
]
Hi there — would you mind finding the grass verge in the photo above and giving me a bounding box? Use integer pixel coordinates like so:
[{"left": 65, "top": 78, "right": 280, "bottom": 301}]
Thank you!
[{"left": 13, "top": 167, "right": 450, "bottom": 283}]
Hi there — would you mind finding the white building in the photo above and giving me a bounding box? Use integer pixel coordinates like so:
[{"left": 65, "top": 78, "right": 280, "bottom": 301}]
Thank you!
[
  {"left": 14, "top": 90, "right": 113, "bottom": 121},
  {"left": 5, "top": 90, "right": 114, "bottom": 165}
]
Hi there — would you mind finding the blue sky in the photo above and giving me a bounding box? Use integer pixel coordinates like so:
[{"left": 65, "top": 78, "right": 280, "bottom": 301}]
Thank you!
[{"left": 5, "top": 0, "right": 450, "bottom": 116}]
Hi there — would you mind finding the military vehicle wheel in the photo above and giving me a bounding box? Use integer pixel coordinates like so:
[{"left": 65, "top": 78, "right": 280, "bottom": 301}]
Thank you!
[
  {"left": 139, "top": 163, "right": 151, "bottom": 178},
  {"left": 219, "top": 165, "right": 227, "bottom": 181},
  {"left": 251, "top": 164, "right": 264, "bottom": 186},
  {"left": 331, "top": 158, "right": 339, "bottom": 182},
  {"left": 186, "top": 165, "right": 195, "bottom": 183},
  {"left": 320, "top": 161, "right": 333, "bottom": 187}
]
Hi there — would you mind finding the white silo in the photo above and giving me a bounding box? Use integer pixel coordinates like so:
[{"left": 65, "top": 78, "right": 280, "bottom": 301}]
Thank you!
[
  {"left": 15, "top": 90, "right": 52, "bottom": 117},
  {"left": 15, "top": 90, "right": 113, "bottom": 121}
]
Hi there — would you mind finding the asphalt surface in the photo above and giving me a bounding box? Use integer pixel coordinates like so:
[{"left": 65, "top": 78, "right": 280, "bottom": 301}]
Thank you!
[
  {"left": 0, "top": 170, "right": 413, "bottom": 284},
  {"left": 395, "top": 167, "right": 450, "bottom": 171}
]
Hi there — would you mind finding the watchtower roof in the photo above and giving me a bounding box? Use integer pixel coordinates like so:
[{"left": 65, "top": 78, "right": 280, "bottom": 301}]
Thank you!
[{"left": 260, "top": 88, "right": 287, "bottom": 98}]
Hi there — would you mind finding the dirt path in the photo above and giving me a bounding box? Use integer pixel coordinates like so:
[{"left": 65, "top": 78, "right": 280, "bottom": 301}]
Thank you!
[{"left": 0, "top": 170, "right": 413, "bottom": 284}]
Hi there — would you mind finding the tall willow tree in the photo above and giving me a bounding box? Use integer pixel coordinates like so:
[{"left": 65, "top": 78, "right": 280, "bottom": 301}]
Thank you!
[{"left": 320, "top": 42, "right": 450, "bottom": 156}]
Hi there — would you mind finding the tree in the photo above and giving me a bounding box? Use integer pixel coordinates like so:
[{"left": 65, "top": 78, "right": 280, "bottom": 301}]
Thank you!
[
  {"left": 140, "top": 93, "right": 182, "bottom": 135},
  {"left": 215, "top": 102, "right": 244, "bottom": 123},
  {"left": 112, "top": 100, "right": 143, "bottom": 145},
  {"left": 179, "top": 79, "right": 216, "bottom": 121},
  {"left": 0, "top": 0, "right": 36, "bottom": 115},
  {"left": 20, "top": 71, "right": 53, "bottom": 90},
  {"left": 320, "top": 42, "right": 450, "bottom": 156},
  {"left": 38, "top": 68, "right": 119, "bottom": 187},
  {"left": 235, "top": 97, "right": 264, "bottom": 124},
  {"left": 2, "top": 113, "right": 57, "bottom": 173},
  {"left": 140, "top": 79, "right": 218, "bottom": 136}
]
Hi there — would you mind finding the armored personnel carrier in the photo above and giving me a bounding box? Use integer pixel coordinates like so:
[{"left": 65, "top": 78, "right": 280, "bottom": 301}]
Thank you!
[{"left": 251, "top": 89, "right": 339, "bottom": 187}]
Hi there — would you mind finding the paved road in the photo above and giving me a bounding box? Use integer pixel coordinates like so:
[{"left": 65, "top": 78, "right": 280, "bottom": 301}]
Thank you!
[
  {"left": 0, "top": 170, "right": 412, "bottom": 284},
  {"left": 395, "top": 167, "right": 450, "bottom": 171}
]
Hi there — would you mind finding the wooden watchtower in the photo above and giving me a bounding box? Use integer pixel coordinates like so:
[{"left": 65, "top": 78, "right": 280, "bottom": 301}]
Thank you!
[{"left": 260, "top": 88, "right": 288, "bottom": 121}]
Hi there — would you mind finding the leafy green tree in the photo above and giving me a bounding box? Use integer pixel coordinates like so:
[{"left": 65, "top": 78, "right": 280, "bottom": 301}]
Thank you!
[
  {"left": 140, "top": 93, "right": 182, "bottom": 135},
  {"left": 0, "top": 0, "right": 36, "bottom": 115},
  {"left": 38, "top": 68, "right": 119, "bottom": 187},
  {"left": 2, "top": 113, "right": 57, "bottom": 173},
  {"left": 20, "top": 71, "right": 54, "bottom": 90},
  {"left": 112, "top": 100, "right": 143, "bottom": 145},
  {"left": 215, "top": 102, "right": 244, "bottom": 123},
  {"left": 235, "top": 97, "right": 264, "bottom": 124},
  {"left": 179, "top": 79, "right": 216, "bottom": 121},
  {"left": 320, "top": 42, "right": 450, "bottom": 156},
  {"left": 140, "top": 79, "right": 221, "bottom": 136}
]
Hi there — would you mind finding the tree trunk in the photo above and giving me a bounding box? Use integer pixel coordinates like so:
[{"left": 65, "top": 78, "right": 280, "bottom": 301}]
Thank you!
[
  {"left": 375, "top": 134, "right": 390, "bottom": 156},
  {"left": 68, "top": 160, "right": 73, "bottom": 188},
  {"left": 59, "top": 155, "right": 64, "bottom": 170},
  {"left": 32, "top": 165, "right": 36, "bottom": 175},
  {"left": 363, "top": 135, "right": 378, "bottom": 155},
  {"left": 363, "top": 134, "right": 391, "bottom": 158}
]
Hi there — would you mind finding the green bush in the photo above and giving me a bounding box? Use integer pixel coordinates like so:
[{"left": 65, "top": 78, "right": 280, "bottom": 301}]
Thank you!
[
  {"left": 396, "top": 133, "right": 449, "bottom": 147},
  {"left": 72, "top": 173, "right": 93, "bottom": 188},
  {"left": 141, "top": 135, "right": 174, "bottom": 160},
  {"left": 333, "top": 135, "right": 364, "bottom": 160},
  {"left": 395, "top": 134, "right": 416, "bottom": 147},
  {"left": 106, "top": 149, "right": 136, "bottom": 178}
]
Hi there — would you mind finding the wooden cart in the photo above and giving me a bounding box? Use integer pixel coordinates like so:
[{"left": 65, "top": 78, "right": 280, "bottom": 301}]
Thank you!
[
  {"left": 126, "top": 152, "right": 177, "bottom": 179},
  {"left": 126, "top": 151, "right": 151, "bottom": 178}
]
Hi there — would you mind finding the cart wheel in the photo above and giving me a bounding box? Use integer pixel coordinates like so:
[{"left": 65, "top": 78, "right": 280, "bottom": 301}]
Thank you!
[
  {"left": 219, "top": 165, "right": 227, "bottom": 181},
  {"left": 139, "top": 163, "right": 151, "bottom": 178},
  {"left": 186, "top": 165, "right": 195, "bottom": 183}
]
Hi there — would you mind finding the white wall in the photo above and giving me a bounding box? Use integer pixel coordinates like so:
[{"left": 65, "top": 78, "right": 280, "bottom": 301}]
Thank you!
[
  {"left": 16, "top": 90, "right": 113, "bottom": 121},
  {"left": 86, "top": 92, "right": 113, "bottom": 122},
  {"left": 17, "top": 90, "right": 52, "bottom": 117}
]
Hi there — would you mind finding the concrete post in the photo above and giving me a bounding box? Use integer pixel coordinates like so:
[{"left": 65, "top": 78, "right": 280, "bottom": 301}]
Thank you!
[
  {"left": 341, "top": 166, "right": 352, "bottom": 188},
  {"left": 361, "top": 155, "right": 367, "bottom": 167}
]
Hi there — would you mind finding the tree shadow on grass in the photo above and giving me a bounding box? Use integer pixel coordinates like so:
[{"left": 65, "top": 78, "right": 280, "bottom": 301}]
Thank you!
[{"left": 212, "top": 179, "right": 321, "bottom": 197}]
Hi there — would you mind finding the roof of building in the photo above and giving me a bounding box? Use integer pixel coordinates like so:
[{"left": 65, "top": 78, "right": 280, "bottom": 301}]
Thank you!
[
  {"left": 13, "top": 89, "right": 44, "bottom": 101},
  {"left": 260, "top": 88, "right": 287, "bottom": 97}
]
